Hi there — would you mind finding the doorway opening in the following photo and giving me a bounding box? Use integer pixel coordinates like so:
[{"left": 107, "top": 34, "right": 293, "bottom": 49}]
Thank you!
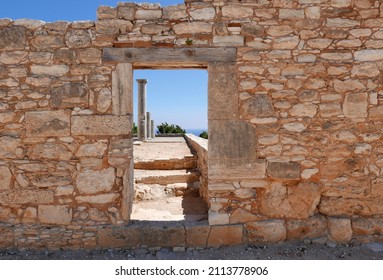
[{"left": 130, "top": 69, "right": 209, "bottom": 222}]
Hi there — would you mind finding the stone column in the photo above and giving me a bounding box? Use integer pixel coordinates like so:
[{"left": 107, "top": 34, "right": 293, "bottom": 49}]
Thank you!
[
  {"left": 151, "top": 120, "right": 155, "bottom": 139},
  {"left": 136, "top": 79, "right": 147, "bottom": 141},
  {"left": 146, "top": 112, "right": 151, "bottom": 140}
]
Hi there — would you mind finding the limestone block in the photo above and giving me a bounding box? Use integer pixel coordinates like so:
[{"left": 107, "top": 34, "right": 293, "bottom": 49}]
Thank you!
[
  {"left": 209, "top": 120, "right": 256, "bottom": 159},
  {"left": 141, "top": 24, "right": 170, "bottom": 35},
  {"left": 0, "top": 136, "right": 23, "bottom": 159},
  {"left": 30, "top": 65, "right": 69, "bottom": 77},
  {"left": 0, "top": 78, "right": 19, "bottom": 87},
  {"left": 117, "top": 4, "right": 135, "bottom": 20},
  {"left": 71, "top": 115, "right": 132, "bottom": 136},
  {"left": 29, "top": 172, "right": 72, "bottom": 188},
  {"left": 163, "top": 4, "right": 187, "bottom": 20},
  {"left": 266, "top": 50, "right": 292, "bottom": 60},
  {"left": 97, "top": 88, "right": 112, "bottom": 113},
  {"left": 352, "top": 217, "right": 383, "bottom": 235},
  {"left": 307, "top": 39, "right": 332, "bottom": 49},
  {"left": 213, "top": 36, "right": 244, "bottom": 46},
  {"left": 51, "top": 83, "right": 89, "bottom": 108},
  {"left": 355, "top": 0, "right": 373, "bottom": 8},
  {"left": 96, "top": 19, "right": 133, "bottom": 35},
  {"left": 97, "top": 6, "right": 117, "bottom": 19},
  {"left": 98, "top": 225, "right": 141, "bottom": 248},
  {"left": 108, "top": 139, "right": 133, "bottom": 166},
  {"left": 0, "top": 51, "right": 28, "bottom": 64},
  {"left": 297, "top": 54, "right": 317, "bottom": 63},
  {"left": 0, "top": 26, "right": 26, "bottom": 50},
  {"left": 76, "top": 142, "right": 108, "bottom": 158},
  {"left": 230, "top": 208, "right": 260, "bottom": 224},
  {"left": 76, "top": 167, "right": 115, "bottom": 195},
  {"left": 281, "top": 65, "right": 304, "bottom": 76},
  {"left": 369, "top": 106, "right": 383, "bottom": 119},
  {"left": 301, "top": 168, "right": 319, "bottom": 179},
  {"left": 246, "top": 220, "right": 286, "bottom": 243},
  {"left": 185, "top": 223, "right": 210, "bottom": 247},
  {"left": 354, "top": 49, "right": 383, "bottom": 61},
  {"left": 173, "top": 22, "right": 212, "bottom": 34},
  {"left": 331, "top": 0, "right": 352, "bottom": 7},
  {"left": 328, "top": 217, "right": 352, "bottom": 243},
  {"left": 267, "top": 162, "right": 300, "bottom": 180},
  {"left": 76, "top": 193, "right": 119, "bottom": 204},
  {"left": 112, "top": 63, "right": 132, "bottom": 116},
  {"left": 351, "top": 63, "right": 380, "bottom": 77},
  {"left": 38, "top": 205, "right": 72, "bottom": 225},
  {"left": 222, "top": 5, "right": 253, "bottom": 18},
  {"left": 333, "top": 79, "right": 365, "bottom": 93},
  {"left": 259, "top": 182, "right": 321, "bottom": 219},
  {"left": 273, "top": 36, "right": 300, "bottom": 49},
  {"left": 25, "top": 110, "right": 70, "bottom": 137},
  {"left": 28, "top": 143, "right": 72, "bottom": 160},
  {"left": 55, "top": 186, "right": 74, "bottom": 196},
  {"left": 326, "top": 18, "right": 360, "bottom": 28},
  {"left": 135, "top": 9, "right": 162, "bottom": 20},
  {"left": 290, "top": 103, "right": 317, "bottom": 117},
  {"left": 241, "top": 95, "right": 275, "bottom": 118},
  {"left": 25, "top": 76, "right": 53, "bottom": 87},
  {"left": 31, "top": 35, "right": 65, "bottom": 49},
  {"left": 320, "top": 103, "right": 343, "bottom": 117},
  {"left": 0, "top": 166, "right": 12, "bottom": 190},
  {"left": 208, "top": 210, "right": 229, "bottom": 225},
  {"left": 207, "top": 225, "right": 243, "bottom": 247},
  {"left": 209, "top": 159, "right": 266, "bottom": 180},
  {"left": 286, "top": 215, "right": 327, "bottom": 240},
  {"left": 305, "top": 6, "right": 320, "bottom": 19},
  {"left": 65, "top": 30, "right": 91, "bottom": 48},
  {"left": 0, "top": 112, "right": 16, "bottom": 123},
  {"left": 208, "top": 63, "right": 238, "bottom": 120},
  {"left": 190, "top": 7, "right": 215, "bottom": 20},
  {"left": 78, "top": 48, "right": 102, "bottom": 64},
  {"left": 343, "top": 92, "right": 368, "bottom": 118},
  {"left": 0, "top": 189, "right": 54, "bottom": 205},
  {"left": 268, "top": 25, "right": 293, "bottom": 37},
  {"left": 279, "top": 9, "right": 304, "bottom": 19},
  {"left": 320, "top": 52, "right": 352, "bottom": 61},
  {"left": 23, "top": 207, "right": 37, "bottom": 221}
]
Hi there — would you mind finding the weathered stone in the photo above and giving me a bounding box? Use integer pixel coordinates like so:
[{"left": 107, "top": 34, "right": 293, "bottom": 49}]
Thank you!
[
  {"left": 135, "top": 9, "right": 162, "bottom": 20},
  {"left": 355, "top": 0, "right": 373, "bottom": 9},
  {"left": 241, "top": 95, "right": 274, "bottom": 118},
  {"left": 117, "top": 4, "right": 135, "bottom": 20},
  {"left": 0, "top": 136, "right": 23, "bottom": 159},
  {"left": 76, "top": 142, "right": 108, "bottom": 158},
  {"left": 222, "top": 5, "right": 253, "bottom": 18},
  {"left": 0, "top": 51, "right": 28, "bottom": 64},
  {"left": 71, "top": 115, "right": 131, "bottom": 136},
  {"left": 25, "top": 110, "right": 70, "bottom": 137},
  {"left": 0, "top": 189, "right": 54, "bottom": 205},
  {"left": 30, "top": 65, "right": 69, "bottom": 77},
  {"left": 331, "top": 0, "right": 352, "bottom": 7},
  {"left": 0, "top": 166, "right": 12, "bottom": 190},
  {"left": 230, "top": 208, "right": 260, "bottom": 224},
  {"left": 0, "top": 26, "right": 26, "bottom": 50},
  {"left": 281, "top": 65, "right": 304, "bottom": 76},
  {"left": 28, "top": 143, "right": 72, "bottom": 160},
  {"left": 305, "top": 6, "right": 320, "bottom": 19},
  {"left": 307, "top": 39, "right": 332, "bottom": 49},
  {"left": 320, "top": 52, "right": 352, "bottom": 61},
  {"left": 190, "top": 7, "right": 215, "bottom": 20},
  {"left": 354, "top": 49, "right": 383, "bottom": 61},
  {"left": 268, "top": 25, "right": 293, "bottom": 37},
  {"left": 259, "top": 182, "right": 321, "bottom": 219},
  {"left": 173, "top": 22, "right": 212, "bottom": 34},
  {"left": 326, "top": 18, "right": 359, "bottom": 28},
  {"left": 213, "top": 36, "right": 244, "bottom": 46},
  {"left": 0, "top": 78, "right": 19, "bottom": 87},
  {"left": 328, "top": 217, "right": 352, "bottom": 243},
  {"left": 96, "top": 19, "right": 133, "bottom": 35},
  {"left": 333, "top": 79, "right": 365, "bottom": 93},
  {"left": 76, "top": 167, "right": 115, "bottom": 195},
  {"left": 163, "top": 4, "right": 187, "bottom": 20},
  {"left": 75, "top": 193, "right": 118, "bottom": 204},
  {"left": 352, "top": 217, "right": 383, "bottom": 235},
  {"left": 351, "top": 63, "right": 380, "bottom": 77},
  {"left": 65, "top": 29, "right": 91, "bottom": 48},
  {"left": 77, "top": 48, "right": 102, "bottom": 64},
  {"left": 0, "top": 112, "right": 16, "bottom": 123},
  {"left": 343, "top": 92, "right": 368, "bottom": 118},
  {"left": 286, "top": 215, "right": 327, "bottom": 240},
  {"left": 97, "top": 6, "right": 117, "bottom": 19},
  {"left": 246, "top": 220, "right": 286, "bottom": 243},
  {"left": 38, "top": 205, "right": 72, "bottom": 225},
  {"left": 266, "top": 50, "right": 292, "bottom": 60},
  {"left": 51, "top": 83, "right": 89, "bottom": 108},
  {"left": 31, "top": 35, "right": 65, "bottom": 49},
  {"left": 96, "top": 88, "right": 111, "bottom": 113},
  {"left": 14, "top": 19, "right": 44, "bottom": 30},
  {"left": 369, "top": 106, "right": 383, "bottom": 119},
  {"left": 243, "top": 23, "right": 265, "bottom": 37},
  {"left": 185, "top": 224, "right": 210, "bottom": 247},
  {"left": 274, "top": 36, "right": 299, "bottom": 49},
  {"left": 141, "top": 24, "right": 170, "bottom": 35},
  {"left": 207, "top": 225, "right": 243, "bottom": 247},
  {"left": 55, "top": 186, "right": 74, "bottom": 196},
  {"left": 283, "top": 122, "right": 307, "bottom": 132},
  {"left": 108, "top": 138, "right": 132, "bottom": 166},
  {"left": 208, "top": 211, "right": 229, "bottom": 225},
  {"left": 267, "top": 162, "right": 300, "bottom": 180}
]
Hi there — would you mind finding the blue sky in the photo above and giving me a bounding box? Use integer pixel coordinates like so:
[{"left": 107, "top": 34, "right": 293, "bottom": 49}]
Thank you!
[{"left": 1, "top": 0, "right": 208, "bottom": 130}]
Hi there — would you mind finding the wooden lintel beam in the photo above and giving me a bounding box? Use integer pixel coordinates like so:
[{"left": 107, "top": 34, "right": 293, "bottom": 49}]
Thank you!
[{"left": 102, "top": 47, "right": 237, "bottom": 65}]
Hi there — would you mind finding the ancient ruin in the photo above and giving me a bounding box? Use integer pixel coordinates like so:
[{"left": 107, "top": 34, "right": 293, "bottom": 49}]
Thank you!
[{"left": 1, "top": 0, "right": 383, "bottom": 249}]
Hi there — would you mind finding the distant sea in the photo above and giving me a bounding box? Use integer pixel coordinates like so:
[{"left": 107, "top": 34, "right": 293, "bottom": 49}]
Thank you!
[{"left": 185, "top": 129, "right": 207, "bottom": 136}]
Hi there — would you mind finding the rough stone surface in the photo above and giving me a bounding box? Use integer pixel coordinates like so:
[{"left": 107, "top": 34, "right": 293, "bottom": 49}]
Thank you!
[
  {"left": 25, "top": 111, "right": 70, "bottom": 137},
  {"left": 38, "top": 205, "right": 72, "bottom": 225},
  {"left": 0, "top": 166, "right": 12, "bottom": 190},
  {"left": 343, "top": 92, "right": 368, "bottom": 118},
  {"left": 286, "top": 215, "right": 327, "bottom": 240},
  {"left": 76, "top": 168, "right": 115, "bottom": 195},
  {"left": 207, "top": 225, "right": 243, "bottom": 247},
  {"left": 246, "top": 220, "right": 286, "bottom": 243},
  {"left": 328, "top": 217, "right": 353, "bottom": 243},
  {"left": 71, "top": 115, "right": 132, "bottom": 136},
  {"left": 267, "top": 162, "right": 301, "bottom": 180}
]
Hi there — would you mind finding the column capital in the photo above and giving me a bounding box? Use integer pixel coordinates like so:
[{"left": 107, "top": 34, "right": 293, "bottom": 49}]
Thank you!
[{"left": 136, "top": 79, "right": 148, "bottom": 84}]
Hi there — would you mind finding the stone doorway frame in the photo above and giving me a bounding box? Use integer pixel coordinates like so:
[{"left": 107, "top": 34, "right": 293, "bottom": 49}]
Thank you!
[{"left": 106, "top": 47, "right": 259, "bottom": 225}]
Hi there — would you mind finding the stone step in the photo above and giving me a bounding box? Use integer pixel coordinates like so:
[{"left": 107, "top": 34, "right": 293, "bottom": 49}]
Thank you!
[
  {"left": 134, "top": 182, "right": 200, "bottom": 202},
  {"left": 131, "top": 196, "right": 208, "bottom": 222},
  {"left": 134, "top": 169, "right": 200, "bottom": 185},
  {"left": 134, "top": 156, "right": 197, "bottom": 170}
]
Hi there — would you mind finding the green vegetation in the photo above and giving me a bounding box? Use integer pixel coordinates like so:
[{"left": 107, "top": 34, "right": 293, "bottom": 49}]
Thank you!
[
  {"left": 132, "top": 123, "right": 137, "bottom": 134},
  {"left": 199, "top": 131, "right": 208, "bottom": 139},
  {"left": 157, "top": 122, "right": 185, "bottom": 134}
]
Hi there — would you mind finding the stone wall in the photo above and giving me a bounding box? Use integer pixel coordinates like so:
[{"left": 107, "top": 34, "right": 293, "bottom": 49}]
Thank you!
[
  {"left": 184, "top": 134, "right": 208, "bottom": 204},
  {"left": 1, "top": 0, "right": 383, "bottom": 248}
]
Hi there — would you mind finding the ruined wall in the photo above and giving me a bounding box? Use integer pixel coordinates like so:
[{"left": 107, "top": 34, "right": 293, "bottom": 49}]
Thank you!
[{"left": 1, "top": 0, "right": 383, "bottom": 248}]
